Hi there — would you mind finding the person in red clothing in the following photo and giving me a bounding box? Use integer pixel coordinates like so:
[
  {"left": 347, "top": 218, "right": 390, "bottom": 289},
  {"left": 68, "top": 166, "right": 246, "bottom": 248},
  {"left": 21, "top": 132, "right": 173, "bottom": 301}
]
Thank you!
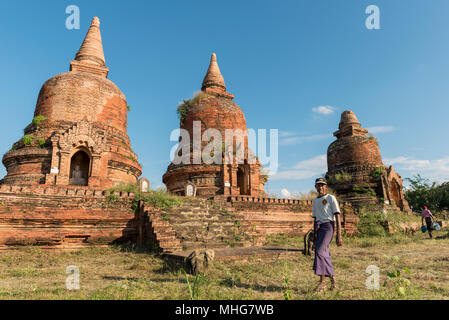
[{"left": 421, "top": 206, "right": 435, "bottom": 238}]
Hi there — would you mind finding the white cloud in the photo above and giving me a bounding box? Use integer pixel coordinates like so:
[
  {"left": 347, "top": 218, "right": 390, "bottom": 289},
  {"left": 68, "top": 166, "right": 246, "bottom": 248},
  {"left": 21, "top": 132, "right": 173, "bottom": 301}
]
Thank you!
[
  {"left": 384, "top": 156, "right": 449, "bottom": 183},
  {"left": 271, "top": 154, "right": 327, "bottom": 181},
  {"left": 281, "top": 188, "right": 291, "bottom": 198},
  {"left": 293, "top": 154, "right": 327, "bottom": 170},
  {"left": 312, "top": 106, "right": 337, "bottom": 115},
  {"left": 366, "top": 126, "right": 395, "bottom": 134}
]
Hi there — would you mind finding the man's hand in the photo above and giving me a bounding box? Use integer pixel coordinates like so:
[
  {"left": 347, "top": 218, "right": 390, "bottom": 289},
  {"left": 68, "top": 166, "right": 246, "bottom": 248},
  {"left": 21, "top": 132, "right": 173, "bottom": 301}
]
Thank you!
[{"left": 336, "top": 235, "right": 342, "bottom": 247}]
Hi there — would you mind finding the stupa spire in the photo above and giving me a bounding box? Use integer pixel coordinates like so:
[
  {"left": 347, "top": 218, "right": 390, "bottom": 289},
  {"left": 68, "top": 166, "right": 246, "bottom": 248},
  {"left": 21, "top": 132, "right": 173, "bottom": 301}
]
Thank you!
[
  {"left": 201, "top": 53, "right": 226, "bottom": 92},
  {"left": 334, "top": 110, "right": 368, "bottom": 138},
  {"left": 70, "top": 17, "right": 109, "bottom": 77}
]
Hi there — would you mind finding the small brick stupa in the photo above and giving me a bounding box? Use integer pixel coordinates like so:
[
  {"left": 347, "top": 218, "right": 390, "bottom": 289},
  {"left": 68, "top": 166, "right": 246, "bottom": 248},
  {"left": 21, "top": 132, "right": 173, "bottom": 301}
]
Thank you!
[
  {"left": 1, "top": 17, "right": 141, "bottom": 188},
  {"left": 326, "top": 111, "right": 410, "bottom": 212},
  {"left": 163, "top": 54, "right": 266, "bottom": 197}
]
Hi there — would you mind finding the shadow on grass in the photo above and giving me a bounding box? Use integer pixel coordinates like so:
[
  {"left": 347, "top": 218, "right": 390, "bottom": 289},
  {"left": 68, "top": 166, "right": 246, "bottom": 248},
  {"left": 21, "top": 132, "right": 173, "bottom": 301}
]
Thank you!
[
  {"left": 111, "top": 241, "right": 162, "bottom": 255},
  {"left": 148, "top": 278, "right": 188, "bottom": 285},
  {"left": 435, "top": 231, "right": 449, "bottom": 240},
  {"left": 154, "top": 257, "right": 187, "bottom": 275},
  {"left": 102, "top": 276, "right": 140, "bottom": 282},
  {"left": 262, "top": 247, "right": 302, "bottom": 253},
  {"left": 218, "top": 277, "right": 284, "bottom": 293}
]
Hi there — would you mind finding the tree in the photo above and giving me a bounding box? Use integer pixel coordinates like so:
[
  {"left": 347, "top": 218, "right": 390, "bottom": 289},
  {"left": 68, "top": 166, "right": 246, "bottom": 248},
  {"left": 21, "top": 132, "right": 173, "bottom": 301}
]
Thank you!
[{"left": 405, "top": 174, "right": 449, "bottom": 213}]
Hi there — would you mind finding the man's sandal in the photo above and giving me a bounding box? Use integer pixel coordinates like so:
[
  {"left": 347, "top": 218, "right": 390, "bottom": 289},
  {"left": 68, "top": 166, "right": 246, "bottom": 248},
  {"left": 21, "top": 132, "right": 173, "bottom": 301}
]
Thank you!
[
  {"left": 330, "top": 281, "right": 338, "bottom": 291},
  {"left": 315, "top": 282, "right": 327, "bottom": 293}
]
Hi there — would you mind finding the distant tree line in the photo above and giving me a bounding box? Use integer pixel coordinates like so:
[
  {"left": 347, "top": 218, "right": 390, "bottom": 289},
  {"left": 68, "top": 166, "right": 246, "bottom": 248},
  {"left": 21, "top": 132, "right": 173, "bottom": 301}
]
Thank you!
[{"left": 404, "top": 175, "right": 449, "bottom": 214}]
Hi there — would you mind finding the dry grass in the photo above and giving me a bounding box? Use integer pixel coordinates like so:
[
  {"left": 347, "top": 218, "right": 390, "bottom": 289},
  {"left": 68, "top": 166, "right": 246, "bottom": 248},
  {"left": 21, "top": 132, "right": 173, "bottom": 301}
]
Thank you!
[{"left": 0, "top": 230, "right": 448, "bottom": 300}]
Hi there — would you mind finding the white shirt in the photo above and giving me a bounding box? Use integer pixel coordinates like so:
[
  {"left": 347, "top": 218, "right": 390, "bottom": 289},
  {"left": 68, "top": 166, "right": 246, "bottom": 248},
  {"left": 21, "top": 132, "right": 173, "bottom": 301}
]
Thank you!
[{"left": 312, "top": 194, "right": 340, "bottom": 223}]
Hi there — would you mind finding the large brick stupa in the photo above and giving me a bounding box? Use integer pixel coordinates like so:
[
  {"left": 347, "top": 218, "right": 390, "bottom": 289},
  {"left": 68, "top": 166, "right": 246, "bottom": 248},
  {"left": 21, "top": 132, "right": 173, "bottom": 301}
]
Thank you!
[
  {"left": 163, "top": 54, "right": 266, "bottom": 197},
  {"left": 1, "top": 17, "right": 141, "bottom": 188},
  {"left": 326, "top": 110, "right": 410, "bottom": 212}
]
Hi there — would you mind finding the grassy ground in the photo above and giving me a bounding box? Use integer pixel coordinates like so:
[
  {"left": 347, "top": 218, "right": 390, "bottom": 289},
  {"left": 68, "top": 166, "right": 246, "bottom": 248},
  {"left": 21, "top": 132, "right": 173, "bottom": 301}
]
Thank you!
[{"left": 0, "top": 230, "right": 448, "bottom": 300}]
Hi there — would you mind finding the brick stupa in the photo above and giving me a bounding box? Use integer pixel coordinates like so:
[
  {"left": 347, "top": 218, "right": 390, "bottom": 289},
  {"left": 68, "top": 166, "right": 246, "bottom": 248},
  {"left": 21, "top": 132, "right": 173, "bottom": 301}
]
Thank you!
[
  {"left": 326, "top": 111, "right": 410, "bottom": 212},
  {"left": 163, "top": 54, "right": 266, "bottom": 197},
  {"left": 1, "top": 17, "right": 141, "bottom": 188}
]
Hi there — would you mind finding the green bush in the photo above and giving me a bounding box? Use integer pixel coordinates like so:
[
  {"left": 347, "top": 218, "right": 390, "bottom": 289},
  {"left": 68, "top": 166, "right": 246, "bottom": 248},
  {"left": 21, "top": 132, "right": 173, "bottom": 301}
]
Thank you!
[
  {"left": 370, "top": 166, "right": 384, "bottom": 179},
  {"left": 366, "top": 133, "right": 378, "bottom": 142},
  {"left": 177, "top": 100, "right": 192, "bottom": 125},
  {"left": 38, "top": 138, "right": 46, "bottom": 148},
  {"left": 355, "top": 206, "right": 420, "bottom": 237},
  {"left": 356, "top": 208, "right": 389, "bottom": 237},
  {"left": 177, "top": 92, "right": 209, "bottom": 125},
  {"left": 32, "top": 115, "right": 47, "bottom": 126},
  {"left": 353, "top": 184, "right": 376, "bottom": 197},
  {"left": 22, "top": 135, "right": 34, "bottom": 146},
  {"left": 107, "top": 183, "right": 183, "bottom": 210}
]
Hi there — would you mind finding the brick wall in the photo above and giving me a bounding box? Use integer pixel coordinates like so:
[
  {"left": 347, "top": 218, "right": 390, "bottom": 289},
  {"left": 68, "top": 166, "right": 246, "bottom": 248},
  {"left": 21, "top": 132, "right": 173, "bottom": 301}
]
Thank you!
[
  {"left": 0, "top": 185, "right": 137, "bottom": 249},
  {"left": 223, "top": 196, "right": 359, "bottom": 236}
]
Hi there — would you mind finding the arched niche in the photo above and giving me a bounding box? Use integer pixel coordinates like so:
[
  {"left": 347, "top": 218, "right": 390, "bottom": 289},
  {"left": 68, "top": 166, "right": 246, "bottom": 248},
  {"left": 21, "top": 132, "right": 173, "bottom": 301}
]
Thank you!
[
  {"left": 237, "top": 164, "right": 250, "bottom": 195},
  {"left": 69, "top": 150, "right": 91, "bottom": 186}
]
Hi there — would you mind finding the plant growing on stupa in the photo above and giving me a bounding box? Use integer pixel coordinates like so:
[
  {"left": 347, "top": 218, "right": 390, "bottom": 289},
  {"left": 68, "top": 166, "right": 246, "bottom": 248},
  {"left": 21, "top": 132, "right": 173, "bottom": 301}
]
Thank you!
[
  {"left": 32, "top": 115, "right": 47, "bottom": 126},
  {"left": 370, "top": 166, "right": 384, "bottom": 179},
  {"left": 22, "top": 135, "right": 34, "bottom": 146},
  {"left": 177, "top": 92, "right": 210, "bottom": 125}
]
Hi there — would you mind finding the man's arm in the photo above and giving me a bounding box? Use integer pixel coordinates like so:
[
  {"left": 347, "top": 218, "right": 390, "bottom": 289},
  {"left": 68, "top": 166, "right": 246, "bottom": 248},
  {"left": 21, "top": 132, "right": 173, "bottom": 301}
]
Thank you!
[
  {"left": 335, "top": 212, "right": 342, "bottom": 246},
  {"left": 330, "top": 196, "right": 343, "bottom": 246}
]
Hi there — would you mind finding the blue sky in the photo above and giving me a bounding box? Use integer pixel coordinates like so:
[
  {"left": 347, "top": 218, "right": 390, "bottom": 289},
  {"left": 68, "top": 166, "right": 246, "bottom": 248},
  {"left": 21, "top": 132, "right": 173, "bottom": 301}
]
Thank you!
[{"left": 0, "top": 0, "right": 448, "bottom": 197}]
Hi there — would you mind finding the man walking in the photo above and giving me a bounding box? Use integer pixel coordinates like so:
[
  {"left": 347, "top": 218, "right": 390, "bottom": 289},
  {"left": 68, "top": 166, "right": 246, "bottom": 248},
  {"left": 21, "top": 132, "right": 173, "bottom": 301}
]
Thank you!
[{"left": 312, "top": 178, "right": 342, "bottom": 293}]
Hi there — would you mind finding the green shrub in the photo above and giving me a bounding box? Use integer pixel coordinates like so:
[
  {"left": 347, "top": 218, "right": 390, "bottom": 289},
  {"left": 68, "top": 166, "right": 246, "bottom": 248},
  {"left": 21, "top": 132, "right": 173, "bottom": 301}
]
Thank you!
[
  {"left": 366, "top": 133, "right": 378, "bottom": 141},
  {"left": 177, "top": 100, "right": 192, "bottom": 125},
  {"left": 138, "top": 190, "right": 183, "bottom": 209},
  {"left": 177, "top": 92, "right": 209, "bottom": 125},
  {"left": 370, "top": 166, "right": 384, "bottom": 179},
  {"left": 353, "top": 184, "right": 376, "bottom": 197},
  {"left": 38, "top": 138, "right": 46, "bottom": 148},
  {"left": 107, "top": 182, "right": 183, "bottom": 210},
  {"left": 356, "top": 209, "right": 389, "bottom": 237},
  {"left": 355, "top": 206, "right": 420, "bottom": 237},
  {"left": 22, "top": 135, "right": 34, "bottom": 146},
  {"left": 32, "top": 115, "right": 47, "bottom": 126}
]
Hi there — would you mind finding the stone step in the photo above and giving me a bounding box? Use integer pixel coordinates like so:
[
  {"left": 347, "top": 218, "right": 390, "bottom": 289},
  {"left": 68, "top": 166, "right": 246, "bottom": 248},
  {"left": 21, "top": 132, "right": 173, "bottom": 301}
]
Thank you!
[
  {"left": 150, "top": 220, "right": 171, "bottom": 227},
  {"left": 158, "top": 240, "right": 182, "bottom": 248},
  {"left": 150, "top": 226, "right": 175, "bottom": 235},
  {"left": 156, "top": 235, "right": 178, "bottom": 242}
]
